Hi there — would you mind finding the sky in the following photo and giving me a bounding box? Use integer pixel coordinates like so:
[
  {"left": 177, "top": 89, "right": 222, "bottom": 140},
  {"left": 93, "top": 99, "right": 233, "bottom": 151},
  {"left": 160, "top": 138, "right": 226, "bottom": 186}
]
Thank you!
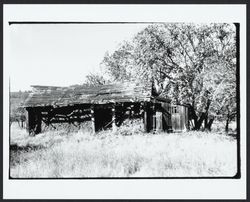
[{"left": 7, "top": 23, "right": 150, "bottom": 92}]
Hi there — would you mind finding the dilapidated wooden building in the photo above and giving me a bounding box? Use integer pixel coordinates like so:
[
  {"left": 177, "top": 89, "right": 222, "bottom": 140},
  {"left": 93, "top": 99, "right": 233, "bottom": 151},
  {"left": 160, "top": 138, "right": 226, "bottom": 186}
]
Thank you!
[{"left": 23, "top": 82, "right": 189, "bottom": 135}]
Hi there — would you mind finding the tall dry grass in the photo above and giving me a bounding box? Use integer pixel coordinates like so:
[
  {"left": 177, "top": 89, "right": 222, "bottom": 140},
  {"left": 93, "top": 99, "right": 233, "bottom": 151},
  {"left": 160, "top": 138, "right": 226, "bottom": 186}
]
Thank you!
[{"left": 10, "top": 120, "right": 237, "bottom": 178}]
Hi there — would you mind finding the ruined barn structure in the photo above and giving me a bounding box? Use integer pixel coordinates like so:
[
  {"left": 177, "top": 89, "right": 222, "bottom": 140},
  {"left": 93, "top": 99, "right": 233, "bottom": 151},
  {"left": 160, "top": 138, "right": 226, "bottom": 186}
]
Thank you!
[{"left": 23, "top": 82, "right": 189, "bottom": 135}]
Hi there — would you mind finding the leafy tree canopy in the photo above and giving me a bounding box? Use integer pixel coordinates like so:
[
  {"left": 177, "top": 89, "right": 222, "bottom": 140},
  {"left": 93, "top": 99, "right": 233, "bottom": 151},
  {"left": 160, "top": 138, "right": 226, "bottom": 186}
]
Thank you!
[{"left": 86, "top": 23, "right": 237, "bottom": 131}]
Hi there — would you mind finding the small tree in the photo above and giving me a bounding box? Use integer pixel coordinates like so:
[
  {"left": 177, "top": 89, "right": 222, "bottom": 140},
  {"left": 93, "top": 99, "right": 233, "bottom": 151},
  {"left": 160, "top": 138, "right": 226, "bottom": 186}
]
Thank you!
[{"left": 85, "top": 73, "right": 109, "bottom": 86}]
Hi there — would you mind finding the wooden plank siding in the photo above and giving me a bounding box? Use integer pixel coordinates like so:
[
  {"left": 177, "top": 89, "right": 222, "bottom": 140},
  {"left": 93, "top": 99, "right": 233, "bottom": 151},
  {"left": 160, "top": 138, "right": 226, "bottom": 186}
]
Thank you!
[{"left": 171, "top": 105, "right": 189, "bottom": 132}]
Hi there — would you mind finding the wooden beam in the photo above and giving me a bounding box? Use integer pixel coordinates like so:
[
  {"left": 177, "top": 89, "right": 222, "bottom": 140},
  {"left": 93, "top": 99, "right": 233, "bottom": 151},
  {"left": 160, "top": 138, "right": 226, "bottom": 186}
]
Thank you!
[
  {"left": 143, "top": 102, "right": 151, "bottom": 132},
  {"left": 130, "top": 104, "right": 134, "bottom": 118},
  {"left": 140, "top": 102, "right": 144, "bottom": 116},
  {"left": 90, "top": 105, "right": 95, "bottom": 133},
  {"left": 35, "top": 110, "right": 42, "bottom": 134},
  {"left": 152, "top": 102, "right": 156, "bottom": 132},
  {"left": 25, "top": 108, "right": 33, "bottom": 135},
  {"left": 26, "top": 107, "right": 42, "bottom": 135},
  {"left": 111, "top": 104, "right": 116, "bottom": 132}
]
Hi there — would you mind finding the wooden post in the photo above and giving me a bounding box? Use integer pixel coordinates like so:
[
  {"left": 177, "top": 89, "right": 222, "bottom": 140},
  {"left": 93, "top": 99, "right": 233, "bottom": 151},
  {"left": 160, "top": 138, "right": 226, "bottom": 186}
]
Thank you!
[
  {"left": 35, "top": 109, "right": 42, "bottom": 134},
  {"left": 186, "top": 107, "right": 190, "bottom": 130},
  {"left": 90, "top": 105, "right": 95, "bottom": 133},
  {"left": 26, "top": 107, "right": 41, "bottom": 135},
  {"left": 156, "top": 113, "right": 163, "bottom": 132},
  {"left": 26, "top": 108, "right": 34, "bottom": 135},
  {"left": 111, "top": 104, "right": 116, "bottom": 132},
  {"left": 131, "top": 104, "right": 134, "bottom": 118},
  {"left": 152, "top": 101, "right": 156, "bottom": 132},
  {"left": 25, "top": 108, "right": 29, "bottom": 131},
  {"left": 140, "top": 102, "right": 144, "bottom": 116},
  {"left": 143, "top": 102, "right": 149, "bottom": 132}
]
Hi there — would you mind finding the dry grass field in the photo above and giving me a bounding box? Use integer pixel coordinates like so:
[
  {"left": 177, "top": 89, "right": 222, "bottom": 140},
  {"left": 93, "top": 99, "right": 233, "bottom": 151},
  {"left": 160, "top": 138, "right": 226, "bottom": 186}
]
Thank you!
[{"left": 10, "top": 120, "right": 237, "bottom": 178}]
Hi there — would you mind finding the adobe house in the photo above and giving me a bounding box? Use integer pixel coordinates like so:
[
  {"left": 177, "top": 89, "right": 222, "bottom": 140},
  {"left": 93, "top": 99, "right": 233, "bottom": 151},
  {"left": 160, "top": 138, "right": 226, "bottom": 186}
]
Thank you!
[{"left": 23, "top": 82, "right": 189, "bottom": 135}]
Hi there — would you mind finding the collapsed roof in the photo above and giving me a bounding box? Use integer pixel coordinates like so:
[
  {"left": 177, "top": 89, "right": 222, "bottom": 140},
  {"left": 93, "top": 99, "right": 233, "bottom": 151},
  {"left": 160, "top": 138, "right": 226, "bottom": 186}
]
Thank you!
[{"left": 23, "top": 82, "right": 170, "bottom": 108}]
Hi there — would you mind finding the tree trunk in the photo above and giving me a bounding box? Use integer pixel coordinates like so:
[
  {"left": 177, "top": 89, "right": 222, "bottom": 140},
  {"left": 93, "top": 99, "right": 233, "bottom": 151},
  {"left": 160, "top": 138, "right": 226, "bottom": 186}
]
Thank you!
[
  {"left": 225, "top": 111, "right": 236, "bottom": 132},
  {"left": 194, "top": 112, "right": 206, "bottom": 130},
  {"left": 204, "top": 116, "right": 208, "bottom": 129},
  {"left": 225, "top": 118, "right": 229, "bottom": 132},
  {"left": 189, "top": 98, "right": 212, "bottom": 131},
  {"left": 189, "top": 105, "right": 198, "bottom": 130},
  {"left": 206, "top": 118, "right": 214, "bottom": 131},
  {"left": 189, "top": 106, "right": 205, "bottom": 130},
  {"left": 204, "top": 99, "right": 211, "bottom": 129}
]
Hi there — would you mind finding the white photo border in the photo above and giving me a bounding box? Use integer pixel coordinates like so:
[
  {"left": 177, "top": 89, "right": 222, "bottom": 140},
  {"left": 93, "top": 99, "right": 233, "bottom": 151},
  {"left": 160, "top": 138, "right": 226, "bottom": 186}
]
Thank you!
[{"left": 3, "top": 4, "right": 247, "bottom": 199}]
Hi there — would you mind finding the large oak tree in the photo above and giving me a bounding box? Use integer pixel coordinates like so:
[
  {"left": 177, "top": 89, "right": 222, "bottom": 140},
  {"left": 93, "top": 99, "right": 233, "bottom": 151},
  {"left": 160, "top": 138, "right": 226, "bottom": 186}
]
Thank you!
[{"left": 89, "top": 23, "right": 237, "bottom": 131}]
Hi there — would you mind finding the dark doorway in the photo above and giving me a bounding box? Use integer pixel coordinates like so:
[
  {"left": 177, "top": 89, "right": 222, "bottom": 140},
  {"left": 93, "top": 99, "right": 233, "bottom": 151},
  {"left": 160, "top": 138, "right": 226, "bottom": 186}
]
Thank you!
[{"left": 94, "top": 105, "right": 112, "bottom": 132}]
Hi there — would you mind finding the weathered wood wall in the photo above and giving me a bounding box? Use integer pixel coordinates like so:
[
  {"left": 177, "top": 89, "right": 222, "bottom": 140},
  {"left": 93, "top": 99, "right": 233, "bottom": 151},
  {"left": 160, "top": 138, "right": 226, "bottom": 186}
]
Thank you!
[
  {"left": 161, "top": 102, "right": 172, "bottom": 131},
  {"left": 171, "top": 105, "right": 189, "bottom": 132}
]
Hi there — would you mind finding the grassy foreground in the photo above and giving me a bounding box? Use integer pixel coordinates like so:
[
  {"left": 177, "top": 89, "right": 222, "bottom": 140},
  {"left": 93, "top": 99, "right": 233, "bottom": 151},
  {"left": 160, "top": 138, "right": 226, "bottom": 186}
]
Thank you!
[{"left": 10, "top": 121, "right": 237, "bottom": 178}]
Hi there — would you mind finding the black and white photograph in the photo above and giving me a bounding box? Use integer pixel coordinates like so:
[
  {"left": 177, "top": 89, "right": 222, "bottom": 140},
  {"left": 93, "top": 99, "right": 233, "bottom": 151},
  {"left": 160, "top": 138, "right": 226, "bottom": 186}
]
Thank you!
[
  {"left": 9, "top": 17, "right": 239, "bottom": 179},
  {"left": 3, "top": 4, "right": 246, "bottom": 199}
]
